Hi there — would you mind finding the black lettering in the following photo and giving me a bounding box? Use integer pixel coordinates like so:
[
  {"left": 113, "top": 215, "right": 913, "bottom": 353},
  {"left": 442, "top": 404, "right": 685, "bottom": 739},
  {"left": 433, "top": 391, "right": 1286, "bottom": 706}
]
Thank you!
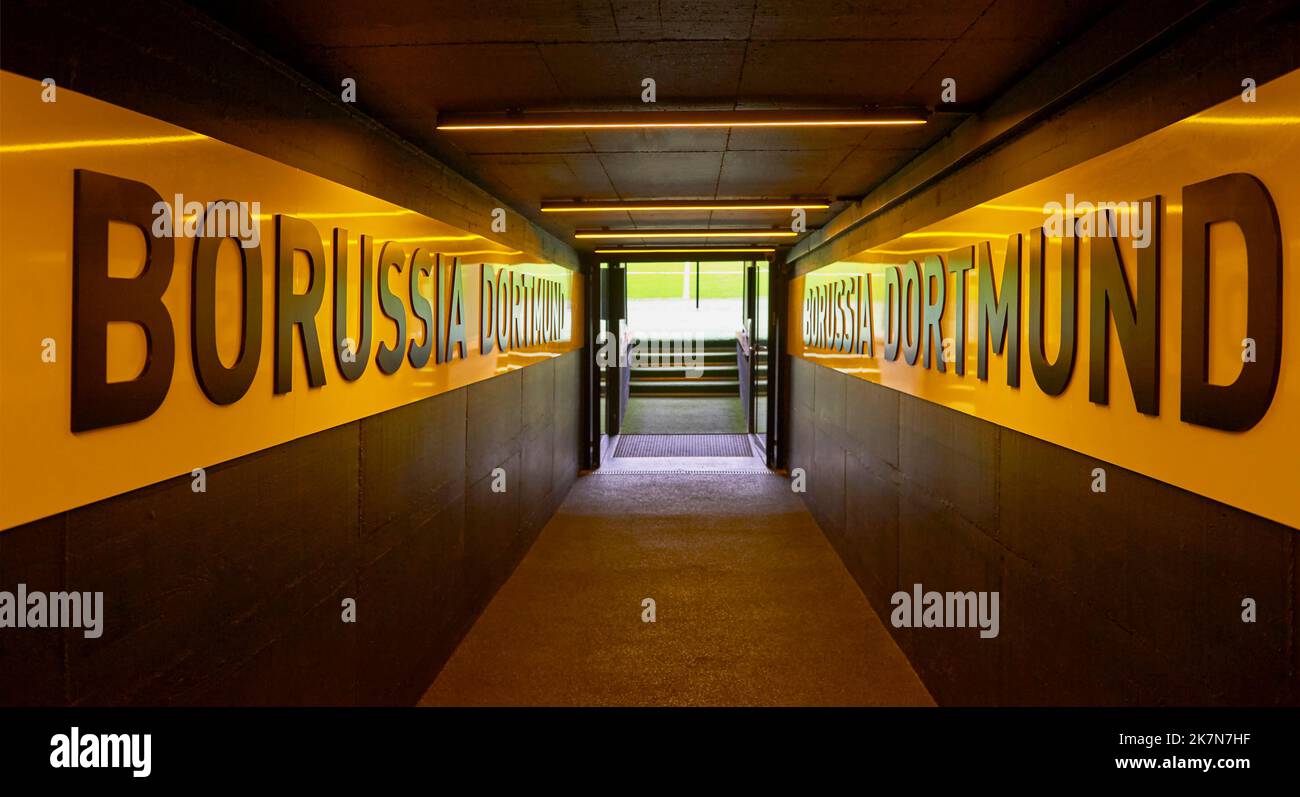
[
  {"left": 884, "top": 266, "right": 902, "bottom": 361},
  {"left": 274, "top": 215, "right": 327, "bottom": 393},
  {"left": 977, "top": 235, "right": 1021, "bottom": 387},
  {"left": 374, "top": 241, "right": 407, "bottom": 375},
  {"left": 481, "top": 264, "right": 497, "bottom": 355},
  {"left": 1028, "top": 227, "right": 1077, "bottom": 397},
  {"left": 1181, "top": 173, "right": 1283, "bottom": 431},
  {"left": 901, "top": 260, "right": 922, "bottom": 366},
  {"left": 445, "top": 258, "right": 467, "bottom": 361},
  {"left": 921, "top": 255, "right": 946, "bottom": 372},
  {"left": 332, "top": 229, "right": 373, "bottom": 382},
  {"left": 193, "top": 204, "right": 261, "bottom": 405},
  {"left": 947, "top": 246, "right": 974, "bottom": 377},
  {"left": 1089, "top": 200, "right": 1160, "bottom": 414},
  {"left": 72, "top": 169, "right": 175, "bottom": 431},
  {"left": 408, "top": 247, "right": 435, "bottom": 368}
]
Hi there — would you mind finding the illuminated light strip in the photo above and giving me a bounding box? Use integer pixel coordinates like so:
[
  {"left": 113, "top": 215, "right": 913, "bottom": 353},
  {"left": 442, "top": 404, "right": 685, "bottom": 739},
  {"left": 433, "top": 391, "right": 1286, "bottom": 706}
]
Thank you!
[
  {"left": 1182, "top": 115, "right": 1300, "bottom": 126},
  {"left": 901, "top": 231, "right": 1011, "bottom": 239},
  {"left": 577, "top": 229, "right": 797, "bottom": 239},
  {"left": 442, "top": 249, "right": 524, "bottom": 256},
  {"left": 542, "top": 199, "right": 831, "bottom": 212},
  {"left": 977, "top": 202, "right": 1183, "bottom": 214},
  {"left": 437, "top": 109, "right": 928, "bottom": 132},
  {"left": 386, "top": 234, "right": 482, "bottom": 242},
  {"left": 595, "top": 248, "right": 776, "bottom": 254},
  {"left": 976, "top": 204, "right": 1062, "bottom": 213},
  {"left": 0, "top": 133, "right": 210, "bottom": 153},
  {"left": 864, "top": 249, "right": 956, "bottom": 257},
  {"left": 253, "top": 210, "right": 416, "bottom": 220},
  {"left": 442, "top": 120, "right": 925, "bottom": 131}
]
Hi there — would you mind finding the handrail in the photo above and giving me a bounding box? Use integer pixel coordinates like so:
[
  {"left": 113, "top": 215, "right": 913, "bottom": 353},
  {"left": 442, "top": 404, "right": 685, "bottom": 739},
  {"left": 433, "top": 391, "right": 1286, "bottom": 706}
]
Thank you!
[{"left": 735, "top": 329, "right": 752, "bottom": 359}]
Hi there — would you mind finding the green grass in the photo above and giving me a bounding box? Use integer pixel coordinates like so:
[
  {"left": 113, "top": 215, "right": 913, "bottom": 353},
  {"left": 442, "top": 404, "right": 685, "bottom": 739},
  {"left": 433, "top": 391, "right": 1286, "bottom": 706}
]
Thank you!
[{"left": 625, "top": 262, "right": 745, "bottom": 300}]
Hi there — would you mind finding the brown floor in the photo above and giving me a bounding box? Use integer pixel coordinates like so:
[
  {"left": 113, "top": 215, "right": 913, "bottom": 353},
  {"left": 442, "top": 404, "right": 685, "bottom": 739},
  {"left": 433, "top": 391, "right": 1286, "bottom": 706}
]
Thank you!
[{"left": 420, "top": 468, "right": 933, "bottom": 706}]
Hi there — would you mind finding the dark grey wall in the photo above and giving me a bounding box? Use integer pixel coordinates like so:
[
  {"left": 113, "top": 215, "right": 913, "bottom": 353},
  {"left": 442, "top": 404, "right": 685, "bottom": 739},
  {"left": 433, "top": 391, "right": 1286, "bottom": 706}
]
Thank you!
[
  {"left": 0, "top": 352, "right": 582, "bottom": 706},
  {"left": 789, "top": 355, "right": 1298, "bottom": 706}
]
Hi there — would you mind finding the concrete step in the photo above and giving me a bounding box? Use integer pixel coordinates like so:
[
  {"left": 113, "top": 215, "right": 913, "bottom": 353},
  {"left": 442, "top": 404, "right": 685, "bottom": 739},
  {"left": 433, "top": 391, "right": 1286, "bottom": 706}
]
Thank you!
[
  {"left": 628, "top": 358, "right": 762, "bottom": 369},
  {"left": 629, "top": 380, "right": 740, "bottom": 396},
  {"left": 631, "top": 364, "right": 739, "bottom": 380}
]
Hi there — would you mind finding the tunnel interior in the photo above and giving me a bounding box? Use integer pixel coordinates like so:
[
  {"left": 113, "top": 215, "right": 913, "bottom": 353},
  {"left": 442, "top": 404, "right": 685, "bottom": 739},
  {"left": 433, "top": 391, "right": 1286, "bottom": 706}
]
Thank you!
[{"left": 0, "top": 0, "right": 1297, "bottom": 718}]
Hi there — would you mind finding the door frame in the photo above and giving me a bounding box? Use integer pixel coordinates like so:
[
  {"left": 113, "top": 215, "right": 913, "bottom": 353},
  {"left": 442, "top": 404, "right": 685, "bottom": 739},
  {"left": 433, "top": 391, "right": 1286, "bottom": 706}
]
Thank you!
[{"left": 580, "top": 251, "right": 785, "bottom": 468}]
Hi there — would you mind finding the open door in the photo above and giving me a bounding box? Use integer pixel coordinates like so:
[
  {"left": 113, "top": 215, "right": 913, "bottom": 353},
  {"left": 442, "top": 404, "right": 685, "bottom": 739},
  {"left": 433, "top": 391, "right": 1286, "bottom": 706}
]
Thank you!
[
  {"left": 753, "top": 259, "right": 773, "bottom": 465},
  {"left": 741, "top": 259, "right": 774, "bottom": 466},
  {"left": 603, "top": 261, "right": 629, "bottom": 441},
  {"left": 588, "top": 253, "right": 776, "bottom": 465}
]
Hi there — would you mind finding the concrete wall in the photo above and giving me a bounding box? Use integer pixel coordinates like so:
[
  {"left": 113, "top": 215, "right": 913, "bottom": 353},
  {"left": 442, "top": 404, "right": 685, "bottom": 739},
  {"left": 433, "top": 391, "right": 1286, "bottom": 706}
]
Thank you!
[
  {"left": 0, "top": 352, "right": 582, "bottom": 706},
  {"left": 789, "top": 356, "right": 1297, "bottom": 706}
]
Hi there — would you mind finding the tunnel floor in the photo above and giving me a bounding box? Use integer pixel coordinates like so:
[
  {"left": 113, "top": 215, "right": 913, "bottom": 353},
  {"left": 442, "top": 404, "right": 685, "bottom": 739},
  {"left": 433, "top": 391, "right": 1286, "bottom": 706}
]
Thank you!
[{"left": 420, "top": 464, "right": 933, "bottom": 706}]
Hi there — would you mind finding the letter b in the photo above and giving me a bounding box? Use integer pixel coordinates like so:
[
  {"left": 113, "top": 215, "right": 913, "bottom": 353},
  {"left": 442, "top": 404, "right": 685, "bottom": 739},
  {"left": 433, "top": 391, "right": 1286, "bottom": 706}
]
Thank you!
[{"left": 72, "top": 170, "right": 175, "bottom": 432}]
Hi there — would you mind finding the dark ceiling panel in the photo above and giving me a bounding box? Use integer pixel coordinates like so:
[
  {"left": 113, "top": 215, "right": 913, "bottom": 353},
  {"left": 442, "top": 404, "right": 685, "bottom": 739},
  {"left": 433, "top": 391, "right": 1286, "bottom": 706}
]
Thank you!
[
  {"left": 626, "top": 210, "right": 731, "bottom": 228},
  {"left": 898, "top": 1, "right": 1123, "bottom": 106},
  {"left": 750, "top": 0, "right": 993, "bottom": 41},
  {"left": 584, "top": 128, "right": 732, "bottom": 153},
  {"left": 599, "top": 151, "right": 727, "bottom": 197},
  {"left": 470, "top": 152, "right": 617, "bottom": 198},
  {"left": 723, "top": 126, "right": 873, "bottom": 152},
  {"left": 717, "top": 149, "right": 855, "bottom": 196},
  {"left": 737, "top": 40, "right": 951, "bottom": 101},
  {"left": 650, "top": 1, "right": 757, "bottom": 39},
  {"left": 701, "top": 208, "right": 838, "bottom": 229},
  {"left": 266, "top": 0, "right": 622, "bottom": 47},
  {"left": 189, "top": 0, "right": 1117, "bottom": 249},
  {"left": 331, "top": 43, "right": 564, "bottom": 113},
  {"left": 904, "top": 38, "right": 1024, "bottom": 106},
  {"left": 447, "top": 129, "right": 595, "bottom": 155},
  {"left": 539, "top": 41, "right": 748, "bottom": 103},
  {"left": 607, "top": 0, "right": 665, "bottom": 39},
  {"left": 966, "top": 0, "right": 1119, "bottom": 42},
  {"left": 815, "top": 146, "right": 922, "bottom": 197},
  {"left": 564, "top": 208, "right": 638, "bottom": 226}
]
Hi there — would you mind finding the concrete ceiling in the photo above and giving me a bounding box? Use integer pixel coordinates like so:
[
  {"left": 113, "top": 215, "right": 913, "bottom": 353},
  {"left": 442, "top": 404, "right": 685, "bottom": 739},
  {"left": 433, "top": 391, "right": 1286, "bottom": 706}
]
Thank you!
[{"left": 193, "top": 0, "right": 1117, "bottom": 252}]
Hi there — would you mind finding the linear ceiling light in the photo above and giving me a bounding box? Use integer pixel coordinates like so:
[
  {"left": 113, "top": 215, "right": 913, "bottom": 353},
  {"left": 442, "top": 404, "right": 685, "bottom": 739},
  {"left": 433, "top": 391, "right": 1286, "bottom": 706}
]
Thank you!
[
  {"left": 542, "top": 199, "right": 831, "bottom": 212},
  {"left": 595, "top": 248, "right": 777, "bottom": 254},
  {"left": 437, "top": 109, "right": 928, "bottom": 132},
  {"left": 575, "top": 228, "right": 799, "bottom": 240}
]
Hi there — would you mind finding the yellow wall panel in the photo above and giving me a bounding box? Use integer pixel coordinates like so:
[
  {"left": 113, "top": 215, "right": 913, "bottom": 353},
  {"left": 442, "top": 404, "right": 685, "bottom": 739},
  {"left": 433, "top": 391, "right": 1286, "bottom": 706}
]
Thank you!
[
  {"left": 0, "top": 72, "right": 583, "bottom": 530},
  {"left": 790, "top": 70, "right": 1300, "bottom": 529}
]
